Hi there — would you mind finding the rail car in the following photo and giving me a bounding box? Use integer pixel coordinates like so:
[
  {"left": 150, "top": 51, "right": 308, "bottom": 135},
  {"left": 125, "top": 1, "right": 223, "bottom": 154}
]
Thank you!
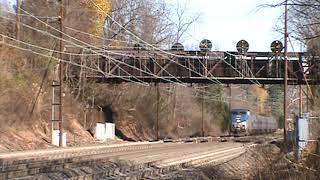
[{"left": 230, "top": 109, "right": 277, "bottom": 135}]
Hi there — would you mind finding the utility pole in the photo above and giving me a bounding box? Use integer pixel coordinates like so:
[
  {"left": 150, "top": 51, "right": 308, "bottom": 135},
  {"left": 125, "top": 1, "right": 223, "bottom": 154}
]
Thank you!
[
  {"left": 283, "top": 0, "right": 288, "bottom": 145},
  {"left": 15, "top": 0, "right": 21, "bottom": 40},
  {"left": 58, "top": 0, "right": 64, "bottom": 147}
]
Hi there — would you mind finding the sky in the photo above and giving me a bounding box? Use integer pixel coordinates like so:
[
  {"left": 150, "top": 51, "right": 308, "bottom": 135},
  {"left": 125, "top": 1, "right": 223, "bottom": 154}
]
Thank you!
[
  {"left": 0, "top": 0, "right": 301, "bottom": 52},
  {"left": 168, "top": 0, "right": 301, "bottom": 52},
  {"left": 0, "top": 0, "right": 15, "bottom": 8}
]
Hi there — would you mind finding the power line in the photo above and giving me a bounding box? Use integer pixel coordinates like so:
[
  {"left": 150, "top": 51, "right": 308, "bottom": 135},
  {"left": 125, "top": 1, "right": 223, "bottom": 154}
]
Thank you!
[
  {"left": 0, "top": 35, "right": 149, "bottom": 86},
  {"left": 1, "top": 13, "right": 179, "bottom": 86},
  {"left": 4, "top": 3, "right": 292, "bottom": 110},
  {"left": 1, "top": 27, "right": 229, "bottom": 104},
  {"left": 15, "top": 9, "right": 192, "bottom": 87},
  {"left": 88, "top": 0, "right": 264, "bottom": 86},
  {"left": 6, "top": 5, "right": 222, "bottom": 84},
  {"left": 86, "top": 0, "right": 224, "bottom": 85},
  {"left": 1, "top": 36, "right": 281, "bottom": 109}
]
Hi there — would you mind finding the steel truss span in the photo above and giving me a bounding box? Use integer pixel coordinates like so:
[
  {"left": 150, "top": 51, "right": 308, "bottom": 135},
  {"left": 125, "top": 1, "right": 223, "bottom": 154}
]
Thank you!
[{"left": 66, "top": 49, "right": 320, "bottom": 85}]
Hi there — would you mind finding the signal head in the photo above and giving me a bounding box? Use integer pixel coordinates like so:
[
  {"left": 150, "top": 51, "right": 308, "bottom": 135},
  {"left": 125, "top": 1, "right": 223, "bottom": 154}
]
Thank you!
[
  {"left": 236, "top": 40, "right": 249, "bottom": 55},
  {"left": 271, "top": 40, "right": 283, "bottom": 55},
  {"left": 171, "top": 42, "right": 184, "bottom": 51},
  {"left": 199, "top": 39, "right": 212, "bottom": 52},
  {"left": 134, "top": 43, "right": 146, "bottom": 51}
]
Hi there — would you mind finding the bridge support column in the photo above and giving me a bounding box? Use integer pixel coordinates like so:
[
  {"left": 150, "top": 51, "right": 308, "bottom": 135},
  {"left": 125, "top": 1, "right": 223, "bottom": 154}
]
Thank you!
[
  {"left": 156, "top": 83, "right": 160, "bottom": 141},
  {"left": 227, "top": 84, "right": 231, "bottom": 109},
  {"left": 201, "top": 89, "right": 204, "bottom": 137},
  {"left": 299, "top": 85, "right": 303, "bottom": 117},
  {"left": 228, "top": 84, "right": 231, "bottom": 136},
  {"left": 306, "top": 87, "right": 309, "bottom": 112}
]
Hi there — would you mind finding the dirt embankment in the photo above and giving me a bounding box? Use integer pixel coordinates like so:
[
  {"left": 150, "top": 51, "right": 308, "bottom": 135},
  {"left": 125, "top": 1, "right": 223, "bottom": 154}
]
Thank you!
[{"left": 0, "top": 46, "right": 111, "bottom": 152}]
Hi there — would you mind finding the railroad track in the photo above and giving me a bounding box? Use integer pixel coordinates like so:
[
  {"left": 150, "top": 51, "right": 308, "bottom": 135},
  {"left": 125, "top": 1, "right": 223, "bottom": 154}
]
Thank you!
[{"left": 0, "top": 140, "right": 249, "bottom": 179}]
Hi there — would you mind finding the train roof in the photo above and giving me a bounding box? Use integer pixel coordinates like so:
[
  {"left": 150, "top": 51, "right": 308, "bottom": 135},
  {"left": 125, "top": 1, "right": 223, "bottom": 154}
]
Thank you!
[{"left": 230, "top": 109, "right": 250, "bottom": 112}]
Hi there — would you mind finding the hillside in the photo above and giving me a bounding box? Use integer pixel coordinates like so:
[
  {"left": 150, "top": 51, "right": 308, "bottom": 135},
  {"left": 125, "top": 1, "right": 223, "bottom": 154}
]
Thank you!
[{"left": 0, "top": 0, "right": 291, "bottom": 152}]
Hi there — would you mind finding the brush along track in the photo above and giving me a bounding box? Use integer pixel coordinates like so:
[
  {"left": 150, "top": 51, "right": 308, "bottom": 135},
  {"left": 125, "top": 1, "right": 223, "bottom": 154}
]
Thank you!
[{"left": 0, "top": 141, "right": 248, "bottom": 179}]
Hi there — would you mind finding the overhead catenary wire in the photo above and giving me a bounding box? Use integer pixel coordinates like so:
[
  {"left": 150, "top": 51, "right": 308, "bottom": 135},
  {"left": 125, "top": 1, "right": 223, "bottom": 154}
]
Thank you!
[
  {"left": 65, "top": 26, "right": 157, "bottom": 47},
  {"left": 0, "top": 35, "right": 149, "bottom": 86},
  {"left": 86, "top": 0, "right": 225, "bottom": 85},
  {"left": 68, "top": 23, "right": 223, "bottom": 85},
  {"left": 1, "top": 37, "right": 149, "bottom": 86},
  {"left": 0, "top": 37, "right": 280, "bottom": 107},
  {"left": 86, "top": 22, "right": 224, "bottom": 85},
  {"left": 160, "top": 10, "right": 261, "bottom": 86},
  {"left": 1, "top": 40, "right": 278, "bottom": 107},
  {"left": 2, "top": 9, "right": 59, "bottom": 19},
  {"left": 0, "top": 34, "right": 112, "bottom": 57},
  {"left": 3, "top": 4, "right": 282, "bottom": 105},
  {"left": 14, "top": 9, "right": 192, "bottom": 87},
  {"left": 87, "top": 0, "right": 265, "bottom": 86},
  {"left": 8, "top": 0, "right": 292, "bottom": 88},
  {"left": 1, "top": 27, "right": 230, "bottom": 104},
  {"left": 288, "top": 36, "right": 314, "bottom": 99},
  {"left": 1, "top": 14, "right": 228, "bottom": 100},
  {"left": 1, "top": 13, "right": 186, "bottom": 87},
  {"left": 1, "top": 41, "right": 149, "bottom": 86},
  {"left": 97, "top": 22, "right": 224, "bottom": 85},
  {"left": 7, "top": 6, "right": 227, "bottom": 86},
  {"left": 220, "top": 51, "right": 262, "bottom": 86},
  {"left": 1, "top": 37, "right": 265, "bottom": 105}
]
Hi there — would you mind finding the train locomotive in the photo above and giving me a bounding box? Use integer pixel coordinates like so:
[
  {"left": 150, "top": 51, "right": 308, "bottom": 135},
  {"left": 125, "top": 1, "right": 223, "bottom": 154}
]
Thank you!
[{"left": 230, "top": 109, "right": 277, "bottom": 135}]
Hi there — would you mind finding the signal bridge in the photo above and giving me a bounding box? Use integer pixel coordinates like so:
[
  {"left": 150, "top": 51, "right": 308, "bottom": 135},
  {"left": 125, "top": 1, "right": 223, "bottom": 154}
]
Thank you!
[{"left": 65, "top": 40, "right": 320, "bottom": 85}]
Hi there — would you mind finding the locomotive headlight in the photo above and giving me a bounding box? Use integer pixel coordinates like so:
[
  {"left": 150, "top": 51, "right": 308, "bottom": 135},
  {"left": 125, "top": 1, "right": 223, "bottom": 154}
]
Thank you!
[{"left": 241, "top": 122, "right": 247, "bottom": 129}]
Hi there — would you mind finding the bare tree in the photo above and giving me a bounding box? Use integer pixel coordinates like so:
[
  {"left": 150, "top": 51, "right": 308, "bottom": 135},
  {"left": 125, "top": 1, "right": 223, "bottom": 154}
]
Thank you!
[
  {"left": 169, "top": 0, "right": 201, "bottom": 43},
  {"left": 107, "top": 0, "right": 174, "bottom": 46},
  {"left": 260, "top": 0, "right": 320, "bottom": 44},
  {"left": 107, "top": 0, "right": 201, "bottom": 47}
]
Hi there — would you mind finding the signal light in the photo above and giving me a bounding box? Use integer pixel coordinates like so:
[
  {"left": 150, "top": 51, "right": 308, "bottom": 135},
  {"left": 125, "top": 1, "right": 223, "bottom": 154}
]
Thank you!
[
  {"left": 271, "top": 40, "right": 283, "bottom": 55},
  {"left": 236, "top": 40, "right": 249, "bottom": 55},
  {"left": 134, "top": 43, "right": 146, "bottom": 51},
  {"left": 171, "top": 43, "right": 184, "bottom": 51},
  {"left": 199, "top": 39, "right": 212, "bottom": 52}
]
